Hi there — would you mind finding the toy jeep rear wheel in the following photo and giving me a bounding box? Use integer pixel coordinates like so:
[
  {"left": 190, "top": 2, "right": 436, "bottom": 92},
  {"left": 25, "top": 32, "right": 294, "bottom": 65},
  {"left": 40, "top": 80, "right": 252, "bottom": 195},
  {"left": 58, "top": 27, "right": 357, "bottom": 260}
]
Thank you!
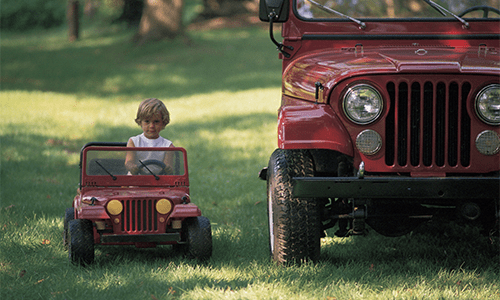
[
  {"left": 183, "top": 216, "right": 212, "bottom": 261},
  {"left": 63, "top": 208, "right": 74, "bottom": 249},
  {"left": 68, "top": 219, "right": 94, "bottom": 266},
  {"left": 267, "top": 149, "right": 321, "bottom": 265}
]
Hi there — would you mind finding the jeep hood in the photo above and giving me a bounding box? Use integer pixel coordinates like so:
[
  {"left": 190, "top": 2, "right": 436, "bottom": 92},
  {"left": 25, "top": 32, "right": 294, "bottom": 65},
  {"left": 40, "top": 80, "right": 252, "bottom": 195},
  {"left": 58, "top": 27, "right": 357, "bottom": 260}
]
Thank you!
[{"left": 283, "top": 46, "right": 500, "bottom": 101}]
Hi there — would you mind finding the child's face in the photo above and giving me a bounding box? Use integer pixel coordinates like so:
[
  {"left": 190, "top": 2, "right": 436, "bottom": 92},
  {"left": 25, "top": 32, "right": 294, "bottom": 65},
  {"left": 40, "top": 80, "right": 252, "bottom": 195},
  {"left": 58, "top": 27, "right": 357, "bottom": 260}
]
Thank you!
[{"left": 140, "top": 113, "right": 165, "bottom": 139}]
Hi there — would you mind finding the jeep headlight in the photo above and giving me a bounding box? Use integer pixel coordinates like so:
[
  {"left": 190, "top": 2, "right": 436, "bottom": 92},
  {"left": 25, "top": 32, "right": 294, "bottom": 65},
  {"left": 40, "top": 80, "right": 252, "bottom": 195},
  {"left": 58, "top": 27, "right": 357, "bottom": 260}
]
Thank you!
[
  {"left": 476, "top": 84, "right": 500, "bottom": 125},
  {"left": 343, "top": 84, "right": 383, "bottom": 124}
]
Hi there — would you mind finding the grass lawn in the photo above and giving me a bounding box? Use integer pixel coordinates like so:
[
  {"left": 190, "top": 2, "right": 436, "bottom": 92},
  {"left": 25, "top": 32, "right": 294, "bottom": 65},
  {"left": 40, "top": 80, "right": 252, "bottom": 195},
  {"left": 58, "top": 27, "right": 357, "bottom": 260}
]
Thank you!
[{"left": 1, "top": 19, "right": 499, "bottom": 300}]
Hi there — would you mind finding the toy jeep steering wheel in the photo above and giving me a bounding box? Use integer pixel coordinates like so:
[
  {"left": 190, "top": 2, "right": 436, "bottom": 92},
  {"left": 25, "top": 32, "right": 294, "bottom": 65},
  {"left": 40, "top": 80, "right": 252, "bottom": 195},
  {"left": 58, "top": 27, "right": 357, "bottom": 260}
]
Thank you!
[
  {"left": 459, "top": 5, "right": 500, "bottom": 18},
  {"left": 138, "top": 159, "right": 168, "bottom": 175}
]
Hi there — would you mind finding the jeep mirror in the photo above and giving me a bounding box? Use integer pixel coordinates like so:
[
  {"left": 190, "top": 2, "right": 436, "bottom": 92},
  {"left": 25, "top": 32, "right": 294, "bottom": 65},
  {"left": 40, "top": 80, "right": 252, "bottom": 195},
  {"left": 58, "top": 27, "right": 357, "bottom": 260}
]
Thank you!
[
  {"left": 259, "top": 0, "right": 289, "bottom": 22},
  {"left": 260, "top": 0, "right": 292, "bottom": 57}
]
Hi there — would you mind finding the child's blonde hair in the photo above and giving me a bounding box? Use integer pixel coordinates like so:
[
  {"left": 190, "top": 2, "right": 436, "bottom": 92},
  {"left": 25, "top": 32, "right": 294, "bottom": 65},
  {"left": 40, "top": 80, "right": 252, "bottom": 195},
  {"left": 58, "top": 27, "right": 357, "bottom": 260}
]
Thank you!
[{"left": 135, "top": 98, "right": 170, "bottom": 126}]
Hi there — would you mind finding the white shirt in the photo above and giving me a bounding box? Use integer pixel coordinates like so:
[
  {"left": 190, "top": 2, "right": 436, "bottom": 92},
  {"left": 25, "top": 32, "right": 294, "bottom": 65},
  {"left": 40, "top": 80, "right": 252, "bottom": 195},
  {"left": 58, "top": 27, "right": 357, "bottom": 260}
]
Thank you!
[
  {"left": 130, "top": 133, "right": 172, "bottom": 148},
  {"left": 129, "top": 133, "right": 173, "bottom": 162}
]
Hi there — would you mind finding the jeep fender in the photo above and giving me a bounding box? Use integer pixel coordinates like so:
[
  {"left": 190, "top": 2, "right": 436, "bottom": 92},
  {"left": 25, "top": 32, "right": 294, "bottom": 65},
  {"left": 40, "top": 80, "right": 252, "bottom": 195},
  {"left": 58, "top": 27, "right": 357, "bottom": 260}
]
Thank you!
[
  {"left": 168, "top": 204, "right": 202, "bottom": 221},
  {"left": 76, "top": 205, "right": 109, "bottom": 220},
  {"left": 278, "top": 99, "right": 354, "bottom": 156}
]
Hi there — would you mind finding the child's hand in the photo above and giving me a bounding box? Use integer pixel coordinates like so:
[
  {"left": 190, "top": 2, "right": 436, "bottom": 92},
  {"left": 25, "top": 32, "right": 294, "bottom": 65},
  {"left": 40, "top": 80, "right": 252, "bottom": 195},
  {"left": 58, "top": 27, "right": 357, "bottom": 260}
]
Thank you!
[
  {"left": 163, "top": 166, "right": 174, "bottom": 175},
  {"left": 125, "top": 161, "right": 139, "bottom": 175}
]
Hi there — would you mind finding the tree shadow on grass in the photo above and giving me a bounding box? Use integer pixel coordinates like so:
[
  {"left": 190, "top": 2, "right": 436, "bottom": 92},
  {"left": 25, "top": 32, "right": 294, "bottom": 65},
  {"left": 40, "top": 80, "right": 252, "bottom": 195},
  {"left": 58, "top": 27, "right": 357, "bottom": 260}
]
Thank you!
[
  {"left": 320, "top": 221, "right": 499, "bottom": 272},
  {"left": 1, "top": 27, "right": 282, "bottom": 101}
]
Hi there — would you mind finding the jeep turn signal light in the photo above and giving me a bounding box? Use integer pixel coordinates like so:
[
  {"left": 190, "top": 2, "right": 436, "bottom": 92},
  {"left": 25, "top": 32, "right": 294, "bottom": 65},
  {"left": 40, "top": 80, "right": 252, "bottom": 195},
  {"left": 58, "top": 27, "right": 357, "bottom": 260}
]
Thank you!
[
  {"left": 356, "top": 129, "right": 382, "bottom": 155},
  {"left": 476, "top": 130, "right": 500, "bottom": 155},
  {"left": 107, "top": 200, "right": 123, "bottom": 215},
  {"left": 156, "top": 198, "right": 172, "bottom": 215}
]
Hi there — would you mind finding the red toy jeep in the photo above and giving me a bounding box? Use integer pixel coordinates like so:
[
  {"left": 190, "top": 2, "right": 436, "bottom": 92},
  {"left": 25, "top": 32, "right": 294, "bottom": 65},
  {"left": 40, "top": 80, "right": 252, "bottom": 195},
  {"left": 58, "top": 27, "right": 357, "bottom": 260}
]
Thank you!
[
  {"left": 259, "top": 0, "right": 500, "bottom": 264},
  {"left": 64, "top": 142, "right": 212, "bottom": 265}
]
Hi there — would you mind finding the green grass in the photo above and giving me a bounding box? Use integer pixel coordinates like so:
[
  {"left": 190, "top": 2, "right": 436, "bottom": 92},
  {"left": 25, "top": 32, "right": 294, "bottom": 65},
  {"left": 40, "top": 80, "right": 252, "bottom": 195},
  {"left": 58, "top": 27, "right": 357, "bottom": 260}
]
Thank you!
[{"left": 1, "top": 21, "right": 499, "bottom": 300}]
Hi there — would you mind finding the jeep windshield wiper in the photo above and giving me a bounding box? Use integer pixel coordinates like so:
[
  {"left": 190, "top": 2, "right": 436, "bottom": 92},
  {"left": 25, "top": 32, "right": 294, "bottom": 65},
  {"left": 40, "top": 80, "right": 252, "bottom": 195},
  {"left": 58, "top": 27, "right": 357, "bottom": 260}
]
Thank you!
[
  {"left": 422, "top": 0, "right": 469, "bottom": 28},
  {"left": 95, "top": 161, "right": 117, "bottom": 180},
  {"left": 305, "top": 0, "right": 366, "bottom": 29},
  {"left": 139, "top": 160, "right": 160, "bottom": 180}
]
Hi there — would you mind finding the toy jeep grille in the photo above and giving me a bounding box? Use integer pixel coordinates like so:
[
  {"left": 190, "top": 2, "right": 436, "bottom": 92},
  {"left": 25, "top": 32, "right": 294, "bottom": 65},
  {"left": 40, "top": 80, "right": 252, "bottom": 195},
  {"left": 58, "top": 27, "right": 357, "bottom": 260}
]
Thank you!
[
  {"left": 120, "top": 199, "right": 159, "bottom": 232},
  {"left": 384, "top": 79, "right": 472, "bottom": 169}
]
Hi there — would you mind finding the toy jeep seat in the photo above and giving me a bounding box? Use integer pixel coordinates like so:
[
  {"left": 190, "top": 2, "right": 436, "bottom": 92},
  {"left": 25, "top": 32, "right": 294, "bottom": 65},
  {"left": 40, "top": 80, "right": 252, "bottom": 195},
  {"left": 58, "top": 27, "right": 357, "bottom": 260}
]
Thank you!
[{"left": 87, "top": 159, "right": 127, "bottom": 175}]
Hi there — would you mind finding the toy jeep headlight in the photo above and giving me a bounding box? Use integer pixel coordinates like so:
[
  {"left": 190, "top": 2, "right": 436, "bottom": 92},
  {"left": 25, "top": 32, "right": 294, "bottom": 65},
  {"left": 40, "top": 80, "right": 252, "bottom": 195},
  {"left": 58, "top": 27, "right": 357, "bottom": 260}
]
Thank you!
[
  {"left": 343, "top": 84, "right": 383, "bottom": 125},
  {"left": 475, "top": 84, "right": 500, "bottom": 125},
  {"left": 156, "top": 198, "right": 172, "bottom": 215},
  {"left": 107, "top": 200, "right": 123, "bottom": 215}
]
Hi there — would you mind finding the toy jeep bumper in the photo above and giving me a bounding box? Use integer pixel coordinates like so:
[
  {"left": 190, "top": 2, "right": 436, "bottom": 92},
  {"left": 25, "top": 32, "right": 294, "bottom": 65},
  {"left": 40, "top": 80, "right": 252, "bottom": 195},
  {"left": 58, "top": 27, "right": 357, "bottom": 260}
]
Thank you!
[{"left": 64, "top": 142, "right": 212, "bottom": 265}]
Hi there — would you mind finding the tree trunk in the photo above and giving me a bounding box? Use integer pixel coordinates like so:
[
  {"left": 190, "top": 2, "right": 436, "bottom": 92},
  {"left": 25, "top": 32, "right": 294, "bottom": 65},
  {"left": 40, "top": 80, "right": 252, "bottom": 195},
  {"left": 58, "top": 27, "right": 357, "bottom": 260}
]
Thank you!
[
  {"left": 113, "top": 0, "right": 143, "bottom": 27},
  {"left": 67, "top": 0, "right": 79, "bottom": 42},
  {"left": 133, "top": 0, "right": 184, "bottom": 45}
]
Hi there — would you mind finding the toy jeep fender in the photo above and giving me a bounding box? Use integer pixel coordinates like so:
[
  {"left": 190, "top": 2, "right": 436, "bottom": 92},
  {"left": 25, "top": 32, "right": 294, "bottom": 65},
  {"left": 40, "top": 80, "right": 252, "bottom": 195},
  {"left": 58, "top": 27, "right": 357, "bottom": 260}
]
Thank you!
[
  {"left": 63, "top": 142, "right": 212, "bottom": 265},
  {"left": 259, "top": 0, "right": 500, "bottom": 265}
]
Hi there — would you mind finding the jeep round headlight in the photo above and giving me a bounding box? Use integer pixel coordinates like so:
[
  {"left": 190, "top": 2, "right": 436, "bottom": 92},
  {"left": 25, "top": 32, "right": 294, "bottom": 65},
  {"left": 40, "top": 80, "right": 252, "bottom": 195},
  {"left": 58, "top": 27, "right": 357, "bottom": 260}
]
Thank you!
[
  {"left": 343, "top": 84, "right": 383, "bottom": 124},
  {"left": 476, "top": 84, "right": 500, "bottom": 125},
  {"left": 107, "top": 200, "right": 123, "bottom": 215}
]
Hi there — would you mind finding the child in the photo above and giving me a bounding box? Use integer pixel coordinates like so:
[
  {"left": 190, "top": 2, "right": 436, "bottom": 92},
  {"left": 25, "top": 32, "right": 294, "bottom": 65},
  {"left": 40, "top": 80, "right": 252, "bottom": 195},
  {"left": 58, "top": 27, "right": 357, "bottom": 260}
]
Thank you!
[{"left": 125, "top": 98, "right": 174, "bottom": 175}]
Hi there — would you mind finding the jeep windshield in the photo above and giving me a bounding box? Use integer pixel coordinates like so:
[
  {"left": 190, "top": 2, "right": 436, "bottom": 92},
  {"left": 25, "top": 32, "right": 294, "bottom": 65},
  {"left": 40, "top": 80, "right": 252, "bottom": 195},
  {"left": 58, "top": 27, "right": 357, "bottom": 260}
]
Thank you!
[
  {"left": 86, "top": 148, "right": 185, "bottom": 176},
  {"left": 81, "top": 146, "right": 188, "bottom": 187},
  {"left": 296, "top": 0, "right": 500, "bottom": 20}
]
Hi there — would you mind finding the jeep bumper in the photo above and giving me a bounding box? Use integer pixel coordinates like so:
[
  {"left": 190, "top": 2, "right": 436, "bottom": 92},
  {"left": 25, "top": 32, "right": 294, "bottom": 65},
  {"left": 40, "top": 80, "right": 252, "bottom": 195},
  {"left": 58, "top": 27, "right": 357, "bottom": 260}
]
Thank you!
[
  {"left": 292, "top": 176, "right": 500, "bottom": 200},
  {"left": 100, "top": 232, "right": 181, "bottom": 244}
]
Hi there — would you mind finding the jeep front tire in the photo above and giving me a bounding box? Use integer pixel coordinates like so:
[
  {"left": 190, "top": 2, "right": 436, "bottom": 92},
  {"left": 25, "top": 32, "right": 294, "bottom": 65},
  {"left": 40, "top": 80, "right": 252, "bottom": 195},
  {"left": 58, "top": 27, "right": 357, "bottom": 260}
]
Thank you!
[{"left": 267, "top": 149, "right": 321, "bottom": 265}]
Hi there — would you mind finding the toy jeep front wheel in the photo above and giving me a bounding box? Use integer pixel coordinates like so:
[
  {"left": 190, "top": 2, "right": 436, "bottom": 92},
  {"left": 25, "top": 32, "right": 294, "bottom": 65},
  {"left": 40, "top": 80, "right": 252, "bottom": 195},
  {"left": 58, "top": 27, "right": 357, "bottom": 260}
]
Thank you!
[
  {"left": 181, "top": 216, "right": 212, "bottom": 261},
  {"left": 267, "top": 149, "right": 321, "bottom": 265},
  {"left": 68, "top": 219, "right": 94, "bottom": 266}
]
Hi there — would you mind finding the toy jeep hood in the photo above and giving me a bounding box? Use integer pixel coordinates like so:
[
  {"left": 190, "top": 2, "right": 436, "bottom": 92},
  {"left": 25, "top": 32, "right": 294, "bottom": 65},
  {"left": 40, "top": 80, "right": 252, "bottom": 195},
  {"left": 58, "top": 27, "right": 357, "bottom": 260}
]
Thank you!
[
  {"left": 283, "top": 46, "right": 500, "bottom": 101},
  {"left": 79, "top": 189, "right": 190, "bottom": 204}
]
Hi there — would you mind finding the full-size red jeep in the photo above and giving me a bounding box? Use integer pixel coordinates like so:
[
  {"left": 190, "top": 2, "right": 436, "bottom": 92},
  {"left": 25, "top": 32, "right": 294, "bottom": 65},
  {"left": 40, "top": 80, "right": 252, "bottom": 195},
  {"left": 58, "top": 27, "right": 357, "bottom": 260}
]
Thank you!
[
  {"left": 259, "top": 0, "right": 500, "bottom": 264},
  {"left": 64, "top": 142, "right": 212, "bottom": 265}
]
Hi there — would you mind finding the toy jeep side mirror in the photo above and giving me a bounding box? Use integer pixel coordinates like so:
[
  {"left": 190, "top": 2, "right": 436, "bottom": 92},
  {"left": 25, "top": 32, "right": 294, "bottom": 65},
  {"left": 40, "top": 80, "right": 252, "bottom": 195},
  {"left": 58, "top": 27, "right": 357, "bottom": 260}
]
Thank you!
[{"left": 259, "top": 0, "right": 289, "bottom": 22}]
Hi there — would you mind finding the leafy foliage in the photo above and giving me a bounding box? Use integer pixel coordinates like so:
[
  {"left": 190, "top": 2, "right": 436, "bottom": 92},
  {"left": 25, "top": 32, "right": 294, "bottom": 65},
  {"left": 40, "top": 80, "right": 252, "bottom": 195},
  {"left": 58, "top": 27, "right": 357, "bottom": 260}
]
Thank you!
[{"left": 1, "top": 0, "right": 68, "bottom": 30}]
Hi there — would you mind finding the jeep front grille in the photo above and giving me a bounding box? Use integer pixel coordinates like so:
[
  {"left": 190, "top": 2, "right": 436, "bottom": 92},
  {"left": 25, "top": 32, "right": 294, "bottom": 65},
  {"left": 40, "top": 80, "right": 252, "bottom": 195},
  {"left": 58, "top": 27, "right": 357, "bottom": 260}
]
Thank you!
[
  {"left": 120, "top": 199, "right": 158, "bottom": 232},
  {"left": 385, "top": 80, "right": 471, "bottom": 168}
]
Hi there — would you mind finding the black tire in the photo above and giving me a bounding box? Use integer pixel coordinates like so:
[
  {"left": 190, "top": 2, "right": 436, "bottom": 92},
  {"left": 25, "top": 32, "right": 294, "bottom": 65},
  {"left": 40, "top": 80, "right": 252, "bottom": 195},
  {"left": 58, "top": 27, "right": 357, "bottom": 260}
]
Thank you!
[
  {"left": 267, "top": 149, "right": 321, "bottom": 265},
  {"left": 63, "top": 208, "right": 74, "bottom": 249},
  {"left": 184, "top": 216, "right": 212, "bottom": 261},
  {"left": 68, "top": 219, "right": 94, "bottom": 266}
]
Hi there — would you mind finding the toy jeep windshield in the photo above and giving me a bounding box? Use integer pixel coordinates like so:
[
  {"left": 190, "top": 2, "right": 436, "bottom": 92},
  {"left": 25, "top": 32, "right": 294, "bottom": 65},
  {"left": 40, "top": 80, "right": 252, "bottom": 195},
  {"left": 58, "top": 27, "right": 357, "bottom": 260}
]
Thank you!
[
  {"left": 64, "top": 142, "right": 212, "bottom": 265},
  {"left": 259, "top": 0, "right": 500, "bottom": 264}
]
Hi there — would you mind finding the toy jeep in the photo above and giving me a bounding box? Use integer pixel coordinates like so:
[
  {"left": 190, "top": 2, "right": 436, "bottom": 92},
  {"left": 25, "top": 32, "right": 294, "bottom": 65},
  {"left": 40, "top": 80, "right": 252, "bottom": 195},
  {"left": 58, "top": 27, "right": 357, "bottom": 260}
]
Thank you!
[
  {"left": 64, "top": 142, "right": 212, "bottom": 265},
  {"left": 259, "top": 0, "right": 500, "bottom": 264}
]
